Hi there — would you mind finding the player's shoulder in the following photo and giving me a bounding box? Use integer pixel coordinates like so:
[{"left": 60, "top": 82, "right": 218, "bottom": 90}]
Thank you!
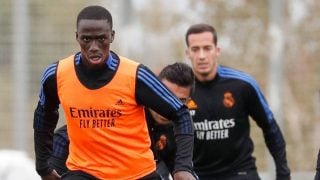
[
  {"left": 40, "top": 62, "right": 58, "bottom": 83},
  {"left": 41, "top": 53, "right": 78, "bottom": 80},
  {"left": 218, "top": 65, "right": 252, "bottom": 77},
  {"left": 218, "top": 65, "right": 258, "bottom": 85}
]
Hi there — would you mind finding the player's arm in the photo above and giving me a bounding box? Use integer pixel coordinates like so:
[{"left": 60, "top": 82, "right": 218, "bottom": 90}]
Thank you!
[
  {"left": 135, "top": 65, "right": 196, "bottom": 178},
  {"left": 33, "top": 63, "right": 60, "bottom": 178},
  {"left": 246, "top": 82, "right": 291, "bottom": 179},
  {"left": 49, "top": 125, "right": 69, "bottom": 175}
]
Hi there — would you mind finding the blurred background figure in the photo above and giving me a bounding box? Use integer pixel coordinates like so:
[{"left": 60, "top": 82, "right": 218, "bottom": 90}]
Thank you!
[{"left": 0, "top": 150, "right": 40, "bottom": 180}]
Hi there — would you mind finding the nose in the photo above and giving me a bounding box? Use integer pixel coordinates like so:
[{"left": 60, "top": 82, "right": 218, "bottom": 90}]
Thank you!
[
  {"left": 89, "top": 40, "right": 99, "bottom": 52},
  {"left": 199, "top": 49, "right": 206, "bottom": 60}
]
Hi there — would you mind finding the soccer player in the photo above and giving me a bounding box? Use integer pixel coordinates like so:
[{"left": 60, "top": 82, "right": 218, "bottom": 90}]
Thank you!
[
  {"left": 185, "top": 23, "right": 291, "bottom": 180},
  {"left": 33, "top": 5, "right": 195, "bottom": 180}
]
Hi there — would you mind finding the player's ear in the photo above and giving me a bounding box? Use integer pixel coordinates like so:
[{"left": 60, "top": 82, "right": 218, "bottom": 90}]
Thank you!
[
  {"left": 110, "top": 30, "right": 115, "bottom": 43},
  {"left": 76, "top": 32, "right": 79, "bottom": 40}
]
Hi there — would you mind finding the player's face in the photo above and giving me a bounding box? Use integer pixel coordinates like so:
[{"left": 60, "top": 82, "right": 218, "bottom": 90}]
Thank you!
[
  {"left": 186, "top": 31, "right": 220, "bottom": 81},
  {"left": 76, "top": 19, "right": 114, "bottom": 69},
  {"left": 149, "top": 79, "right": 191, "bottom": 125}
]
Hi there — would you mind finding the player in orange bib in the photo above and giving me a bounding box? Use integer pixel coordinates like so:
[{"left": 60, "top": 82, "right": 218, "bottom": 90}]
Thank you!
[{"left": 33, "top": 5, "right": 195, "bottom": 180}]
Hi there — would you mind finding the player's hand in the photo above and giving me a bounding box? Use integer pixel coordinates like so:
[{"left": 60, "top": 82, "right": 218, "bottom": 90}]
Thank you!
[
  {"left": 173, "top": 171, "right": 196, "bottom": 180},
  {"left": 41, "top": 169, "right": 61, "bottom": 180}
]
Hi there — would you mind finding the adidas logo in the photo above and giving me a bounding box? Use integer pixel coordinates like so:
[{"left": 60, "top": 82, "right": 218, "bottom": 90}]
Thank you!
[{"left": 115, "top": 99, "right": 124, "bottom": 105}]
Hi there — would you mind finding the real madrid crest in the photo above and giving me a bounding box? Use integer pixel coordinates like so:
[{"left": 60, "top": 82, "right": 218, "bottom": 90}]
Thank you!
[{"left": 223, "top": 91, "right": 235, "bottom": 108}]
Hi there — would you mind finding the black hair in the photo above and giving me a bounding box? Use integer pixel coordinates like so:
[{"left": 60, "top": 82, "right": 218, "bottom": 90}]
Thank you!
[
  {"left": 76, "top": 5, "right": 113, "bottom": 29},
  {"left": 185, "top": 23, "right": 218, "bottom": 47},
  {"left": 158, "top": 62, "right": 195, "bottom": 93}
]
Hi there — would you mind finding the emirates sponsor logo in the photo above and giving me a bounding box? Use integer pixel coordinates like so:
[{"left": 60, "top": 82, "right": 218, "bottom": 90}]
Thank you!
[{"left": 194, "top": 119, "right": 235, "bottom": 140}]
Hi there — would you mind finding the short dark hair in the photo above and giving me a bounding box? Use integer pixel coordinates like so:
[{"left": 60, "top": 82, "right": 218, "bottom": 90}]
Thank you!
[
  {"left": 158, "top": 62, "right": 194, "bottom": 93},
  {"left": 185, "top": 23, "right": 218, "bottom": 47},
  {"left": 76, "top": 5, "right": 113, "bottom": 29}
]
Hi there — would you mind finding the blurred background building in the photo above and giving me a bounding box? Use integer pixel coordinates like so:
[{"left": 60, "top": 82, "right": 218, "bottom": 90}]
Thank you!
[{"left": 0, "top": 0, "right": 319, "bottom": 179}]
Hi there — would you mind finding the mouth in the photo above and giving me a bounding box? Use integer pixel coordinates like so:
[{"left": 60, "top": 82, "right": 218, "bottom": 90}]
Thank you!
[
  {"left": 88, "top": 55, "right": 103, "bottom": 63},
  {"left": 197, "top": 63, "right": 208, "bottom": 69}
]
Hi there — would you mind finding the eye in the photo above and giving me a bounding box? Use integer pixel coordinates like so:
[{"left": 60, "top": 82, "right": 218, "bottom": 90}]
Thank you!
[
  {"left": 98, "top": 36, "right": 106, "bottom": 42},
  {"left": 191, "top": 47, "right": 199, "bottom": 53},
  {"left": 81, "top": 36, "right": 91, "bottom": 42},
  {"left": 205, "top": 46, "right": 213, "bottom": 51}
]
